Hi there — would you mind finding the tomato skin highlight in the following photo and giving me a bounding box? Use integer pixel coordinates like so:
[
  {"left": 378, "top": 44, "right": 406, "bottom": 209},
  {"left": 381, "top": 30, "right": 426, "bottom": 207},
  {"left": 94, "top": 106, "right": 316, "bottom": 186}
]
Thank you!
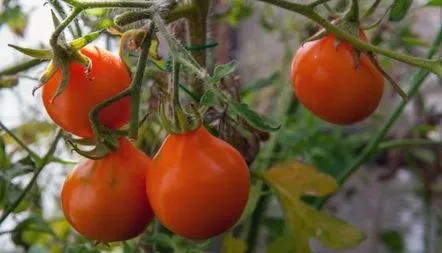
[
  {"left": 146, "top": 127, "right": 250, "bottom": 240},
  {"left": 42, "top": 46, "right": 131, "bottom": 138},
  {"left": 61, "top": 138, "right": 153, "bottom": 243},
  {"left": 291, "top": 32, "right": 384, "bottom": 125}
]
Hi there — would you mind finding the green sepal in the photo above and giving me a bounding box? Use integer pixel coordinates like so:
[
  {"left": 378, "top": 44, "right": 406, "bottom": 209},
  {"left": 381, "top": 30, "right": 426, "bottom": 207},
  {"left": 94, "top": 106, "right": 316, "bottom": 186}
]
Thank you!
[{"left": 8, "top": 44, "right": 52, "bottom": 59}]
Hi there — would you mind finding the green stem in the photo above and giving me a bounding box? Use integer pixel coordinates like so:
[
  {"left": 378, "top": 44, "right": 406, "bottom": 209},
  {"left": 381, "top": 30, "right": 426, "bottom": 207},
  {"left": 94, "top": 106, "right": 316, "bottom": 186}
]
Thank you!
[
  {"left": 187, "top": 0, "right": 210, "bottom": 96},
  {"left": 314, "top": 28, "right": 442, "bottom": 209},
  {"left": 257, "top": 0, "right": 441, "bottom": 76},
  {"left": 0, "top": 130, "right": 62, "bottom": 225},
  {"left": 362, "top": 0, "right": 382, "bottom": 19},
  {"left": 308, "top": 0, "right": 333, "bottom": 8},
  {"left": 80, "top": 0, "right": 154, "bottom": 9},
  {"left": 49, "top": 7, "right": 82, "bottom": 48},
  {"left": 129, "top": 23, "right": 156, "bottom": 139},
  {"left": 377, "top": 139, "right": 442, "bottom": 152},
  {"left": 345, "top": 0, "right": 360, "bottom": 23},
  {"left": 0, "top": 59, "right": 45, "bottom": 76},
  {"left": 0, "top": 121, "right": 40, "bottom": 162},
  {"left": 49, "top": 0, "right": 77, "bottom": 37}
]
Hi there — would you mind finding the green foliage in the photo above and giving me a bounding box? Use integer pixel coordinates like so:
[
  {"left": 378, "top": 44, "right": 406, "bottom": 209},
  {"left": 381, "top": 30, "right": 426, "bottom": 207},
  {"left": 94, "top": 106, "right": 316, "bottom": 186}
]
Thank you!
[
  {"left": 389, "top": 0, "right": 413, "bottom": 21},
  {"left": 379, "top": 230, "right": 404, "bottom": 253}
]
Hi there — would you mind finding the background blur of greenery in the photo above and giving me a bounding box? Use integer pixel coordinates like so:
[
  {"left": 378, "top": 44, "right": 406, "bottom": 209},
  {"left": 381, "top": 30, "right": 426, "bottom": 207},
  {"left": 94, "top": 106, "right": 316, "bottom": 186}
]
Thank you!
[{"left": 0, "top": 0, "right": 441, "bottom": 252}]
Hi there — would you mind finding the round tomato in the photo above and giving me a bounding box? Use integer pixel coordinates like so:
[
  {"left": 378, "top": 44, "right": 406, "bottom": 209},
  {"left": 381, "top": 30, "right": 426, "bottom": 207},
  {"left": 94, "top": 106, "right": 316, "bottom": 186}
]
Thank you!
[
  {"left": 61, "top": 138, "right": 153, "bottom": 242},
  {"left": 146, "top": 126, "right": 250, "bottom": 240},
  {"left": 291, "top": 31, "right": 384, "bottom": 125},
  {"left": 42, "top": 46, "right": 131, "bottom": 138}
]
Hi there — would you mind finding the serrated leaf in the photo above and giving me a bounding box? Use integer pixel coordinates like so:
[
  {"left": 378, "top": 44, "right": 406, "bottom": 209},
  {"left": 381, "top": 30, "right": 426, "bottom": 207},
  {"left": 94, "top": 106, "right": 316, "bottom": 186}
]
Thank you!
[
  {"left": 229, "top": 100, "right": 280, "bottom": 132},
  {"left": 210, "top": 61, "right": 237, "bottom": 84},
  {"left": 262, "top": 161, "right": 366, "bottom": 253},
  {"left": 426, "top": 0, "right": 442, "bottom": 6},
  {"left": 222, "top": 234, "right": 246, "bottom": 253},
  {"left": 389, "top": 0, "right": 412, "bottom": 21},
  {"left": 200, "top": 89, "right": 217, "bottom": 106}
]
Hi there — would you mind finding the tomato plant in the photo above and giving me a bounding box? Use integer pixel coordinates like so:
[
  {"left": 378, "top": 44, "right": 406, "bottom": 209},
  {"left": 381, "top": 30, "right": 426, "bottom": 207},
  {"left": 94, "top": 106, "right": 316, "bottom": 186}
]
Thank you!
[
  {"left": 291, "top": 31, "right": 384, "bottom": 125},
  {"left": 146, "top": 126, "right": 250, "bottom": 240},
  {"left": 1, "top": 0, "right": 441, "bottom": 252},
  {"left": 61, "top": 138, "right": 153, "bottom": 242},
  {"left": 42, "top": 46, "right": 131, "bottom": 138}
]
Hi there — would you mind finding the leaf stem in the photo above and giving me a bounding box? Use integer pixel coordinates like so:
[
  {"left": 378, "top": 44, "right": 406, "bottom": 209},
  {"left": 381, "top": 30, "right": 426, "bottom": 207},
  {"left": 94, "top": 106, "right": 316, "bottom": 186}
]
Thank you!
[
  {"left": 377, "top": 139, "right": 442, "bottom": 152},
  {"left": 0, "top": 59, "right": 46, "bottom": 77}
]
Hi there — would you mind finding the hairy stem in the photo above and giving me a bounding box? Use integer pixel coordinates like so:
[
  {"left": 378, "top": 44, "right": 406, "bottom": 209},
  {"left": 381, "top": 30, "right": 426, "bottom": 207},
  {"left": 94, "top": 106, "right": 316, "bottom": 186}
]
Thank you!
[{"left": 258, "top": 0, "right": 441, "bottom": 76}]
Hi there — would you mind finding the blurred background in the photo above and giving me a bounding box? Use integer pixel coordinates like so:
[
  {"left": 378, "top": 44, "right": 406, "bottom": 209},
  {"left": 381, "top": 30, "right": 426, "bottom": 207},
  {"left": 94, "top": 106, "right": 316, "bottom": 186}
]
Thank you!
[{"left": 0, "top": 0, "right": 441, "bottom": 252}]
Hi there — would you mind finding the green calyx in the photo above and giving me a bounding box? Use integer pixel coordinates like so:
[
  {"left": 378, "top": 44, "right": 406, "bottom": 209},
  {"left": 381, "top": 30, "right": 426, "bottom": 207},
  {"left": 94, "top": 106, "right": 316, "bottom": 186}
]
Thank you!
[{"left": 158, "top": 102, "right": 202, "bottom": 135}]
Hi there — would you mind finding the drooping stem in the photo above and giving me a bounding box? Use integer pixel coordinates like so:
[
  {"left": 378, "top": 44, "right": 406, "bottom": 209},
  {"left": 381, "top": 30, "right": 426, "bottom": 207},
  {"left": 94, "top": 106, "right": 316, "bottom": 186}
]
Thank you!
[
  {"left": 0, "top": 129, "right": 63, "bottom": 225},
  {"left": 314, "top": 28, "right": 442, "bottom": 209},
  {"left": 257, "top": 0, "right": 442, "bottom": 76},
  {"left": 128, "top": 23, "right": 157, "bottom": 139}
]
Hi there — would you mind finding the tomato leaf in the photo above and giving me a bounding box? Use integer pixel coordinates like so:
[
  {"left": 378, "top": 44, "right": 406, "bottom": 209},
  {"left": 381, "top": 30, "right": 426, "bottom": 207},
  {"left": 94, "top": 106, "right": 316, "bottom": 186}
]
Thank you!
[
  {"left": 222, "top": 234, "right": 247, "bottom": 253},
  {"left": 262, "top": 161, "right": 366, "bottom": 253},
  {"left": 200, "top": 89, "right": 217, "bottom": 106},
  {"left": 210, "top": 61, "right": 237, "bottom": 84},
  {"left": 389, "top": 0, "right": 412, "bottom": 21},
  {"left": 426, "top": 0, "right": 442, "bottom": 6},
  {"left": 6, "top": 6, "right": 28, "bottom": 37},
  {"left": 229, "top": 100, "right": 280, "bottom": 132},
  {"left": 379, "top": 229, "right": 404, "bottom": 253}
]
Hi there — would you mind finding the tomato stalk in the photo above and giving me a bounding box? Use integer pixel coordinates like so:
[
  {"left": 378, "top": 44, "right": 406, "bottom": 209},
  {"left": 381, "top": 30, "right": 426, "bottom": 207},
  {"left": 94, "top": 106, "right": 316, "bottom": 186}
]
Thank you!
[
  {"left": 313, "top": 28, "right": 442, "bottom": 209},
  {"left": 257, "top": 0, "right": 442, "bottom": 77}
]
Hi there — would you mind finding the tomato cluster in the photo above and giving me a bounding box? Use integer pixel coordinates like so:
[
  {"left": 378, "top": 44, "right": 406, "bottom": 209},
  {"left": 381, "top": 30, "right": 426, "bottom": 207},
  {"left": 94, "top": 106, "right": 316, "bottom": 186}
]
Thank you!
[
  {"left": 291, "top": 31, "right": 384, "bottom": 125},
  {"left": 42, "top": 46, "right": 251, "bottom": 242}
]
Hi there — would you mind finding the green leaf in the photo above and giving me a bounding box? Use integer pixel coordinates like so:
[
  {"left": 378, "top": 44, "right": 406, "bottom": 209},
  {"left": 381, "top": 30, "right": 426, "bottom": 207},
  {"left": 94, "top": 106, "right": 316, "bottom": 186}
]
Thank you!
[
  {"left": 426, "top": 0, "right": 442, "bottom": 6},
  {"left": 123, "top": 241, "right": 132, "bottom": 253},
  {"left": 11, "top": 215, "right": 53, "bottom": 249},
  {"left": 216, "top": 0, "right": 253, "bottom": 26},
  {"left": 210, "top": 61, "right": 237, "bottom": 84},
  {"left": 0, "top": 137, "right": 10, "bottom": 168},
  {"left": 268, "top": 236, "right": 297, "bottom": 253},
  {"left": 263, "top": 218, "right": 285, "bottom": 242},
  {"left": 69, "top": 31, "right": 102, "bottom": 50},
  {"left": 2, "top": 120, "right": 54, "bottom": 146},
  {"left": 8, "top": 44, "right": 52, "bottom": 59},
  {"left": 6, "top": 6, "right": 28, "bottom": 37},
  {"left": 229, "top": 100, "right": 280, "bottom": 132},
  {"left": 0, "top": 75, "right": 18, "bottom": 89},
  {"left": 262, "top": 161, "right": 366, "bottom": 253},
  {"left": 222, "top": 234, "right": 246, "bottom": 253},
  {"left": 200, "top": 89, "right": 217, "bottom": 106},
  {"left": 95, "top": 18, "right": 113, "bottom": 30},
  {"left": 389, "top": 0, "right": 412, "bottom": 21},
  {"left": 379, "top": 230, "right": 404, "bottom": 253}
]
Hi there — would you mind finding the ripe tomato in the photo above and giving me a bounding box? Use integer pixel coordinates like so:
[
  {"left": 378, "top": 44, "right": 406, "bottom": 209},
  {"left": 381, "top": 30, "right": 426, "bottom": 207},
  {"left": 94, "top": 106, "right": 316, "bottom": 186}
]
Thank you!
[
  {"left": 291, "top": 31, "right": 384, "bottom": 125},
  {"left": 146, "top": 126, "right": 250, "bottom": 240},
  {"left": 42, "top": 46, "right": 131, "bottom": 138},
  {"left": 61, "top": 138, "right": 153, "bottom": 242}
]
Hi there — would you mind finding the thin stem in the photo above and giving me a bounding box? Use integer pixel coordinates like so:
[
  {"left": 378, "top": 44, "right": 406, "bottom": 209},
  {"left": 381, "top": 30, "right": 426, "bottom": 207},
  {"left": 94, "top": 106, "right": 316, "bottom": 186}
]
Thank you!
[
  {"left": 0, "top": 59, "right": 45, "bottom": 76},
  {"left": 362, "top": 0, "right": 382, "bottom": 19},
  {"left": 258, "top": 0, "right": 441, "bottom": 76},
  {"left": 49, "top": 8, "right": 81, "bottom": 48},
  {"left": 377, "top": 139, "right": 442, "bottom": 152},
  {"left": 313, "top": 28, "right": 442, "bottom": 209},
  {"left": 0, "top": 121, "right": 40, "bottom": 162},
  {"left": 345, "top": 0, "right": 360, "bottom": 23},
  {"left": 308, "top": 0, "right": 333, "bottom": 9},
  {"left": 0, "top": 130, "right": 62, "bottom": 225},
  {"left": 49, "top": 0, "right": 77, "bottom": 37},
  {"left": 81, "top": 0, "right": 155, "bottom": 9},
  {"left": 129, "top": 23, "right": 156, "bottom": 139}
]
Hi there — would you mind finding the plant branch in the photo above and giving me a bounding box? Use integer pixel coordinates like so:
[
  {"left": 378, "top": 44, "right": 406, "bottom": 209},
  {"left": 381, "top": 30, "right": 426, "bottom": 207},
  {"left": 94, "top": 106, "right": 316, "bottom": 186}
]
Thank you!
[
  {"left": 362, "top": 0, "right": 382, "bottom": 19},
  {"left": 258, "top": 0, "right": 442, "bottom": 76},
  {"left": 313, "top": 28, "right": 442, "bottom": 209},
  {"left": 0, "top": 121, "right": 40, "bottom": 162},
  {"left": 0, "top": 130, "right": 63, "bottom": 225},
  {"left": 377, "top": 139, "right": 442, "bottom": 152},
  {"left": 0, "top": 59, "right": 46, "bottom": 77},
  {"left": 308, "top": 0, "right": 333, "bottom": 9}
]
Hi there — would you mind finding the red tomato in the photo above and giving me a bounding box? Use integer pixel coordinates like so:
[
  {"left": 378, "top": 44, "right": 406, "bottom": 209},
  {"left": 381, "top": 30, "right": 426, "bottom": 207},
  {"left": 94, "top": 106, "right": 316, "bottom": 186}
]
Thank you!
[
  {"left": 146, "top": 126, "right": 250, "bottom": 240},
  {"left": 61, "top": 138, "right": 153, "bottom": 242},
  {"left": 291, "top": 31, "right": 384, "bottom": 125},
  {"left": 42, "top": 46, "right": 131, "bottom": 137}
]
